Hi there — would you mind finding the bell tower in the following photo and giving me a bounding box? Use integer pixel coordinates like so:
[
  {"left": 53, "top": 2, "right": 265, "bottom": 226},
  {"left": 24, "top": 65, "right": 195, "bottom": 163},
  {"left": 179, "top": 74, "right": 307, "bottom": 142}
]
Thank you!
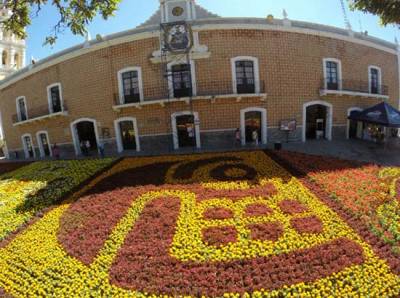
[
  {"left": 0, "top": 1, "right": 26, "bottom": 81},
  {"left": 160, "top": 0, "right": 196, "bottom": 23}
]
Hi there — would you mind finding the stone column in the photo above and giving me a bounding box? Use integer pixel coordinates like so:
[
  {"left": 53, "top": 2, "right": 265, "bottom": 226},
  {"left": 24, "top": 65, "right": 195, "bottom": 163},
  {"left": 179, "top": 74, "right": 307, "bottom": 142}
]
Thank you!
[
  {"left": 21, "top": 48, "right": 26, "bottom": 68},
  {"left": 9, "top": 48, "right": 15, "bottom": 68},
  {"left": 0, "top": 47, "right": 3, "bottom": 67},
  {"left": 397, "top": 42, "right": 400, "bottom": 109},
  {"left": 395, "top": 38, "right": 400, "bottom": 137}
]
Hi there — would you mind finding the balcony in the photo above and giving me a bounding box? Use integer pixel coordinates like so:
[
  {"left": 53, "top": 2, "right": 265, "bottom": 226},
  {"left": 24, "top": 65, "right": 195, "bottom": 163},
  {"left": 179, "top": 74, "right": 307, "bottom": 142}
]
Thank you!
[
  {"left": 113, "top": 80, "right": 267, "bottom": 111},
  {"left": 12, "top": 104, "right": 68, "bottom": 126},
  {"left": 320, "top": 79, "right": 389, "bottom": 100}
]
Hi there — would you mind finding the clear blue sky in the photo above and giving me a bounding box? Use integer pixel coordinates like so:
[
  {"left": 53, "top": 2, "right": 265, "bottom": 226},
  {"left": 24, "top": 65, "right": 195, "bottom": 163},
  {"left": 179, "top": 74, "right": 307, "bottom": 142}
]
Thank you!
[{"left": 26, "top": 0, "right": 399, "bottom": 63}]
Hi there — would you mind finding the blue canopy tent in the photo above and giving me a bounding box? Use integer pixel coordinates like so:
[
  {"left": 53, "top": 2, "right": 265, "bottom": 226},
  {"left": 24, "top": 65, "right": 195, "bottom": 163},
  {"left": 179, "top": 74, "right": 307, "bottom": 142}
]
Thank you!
[
  {"left": 347, "top": 102, "right": 400, "bottom": 144},
  {"left": 348, "top": 102, "right": 400, "bottom": 128}
]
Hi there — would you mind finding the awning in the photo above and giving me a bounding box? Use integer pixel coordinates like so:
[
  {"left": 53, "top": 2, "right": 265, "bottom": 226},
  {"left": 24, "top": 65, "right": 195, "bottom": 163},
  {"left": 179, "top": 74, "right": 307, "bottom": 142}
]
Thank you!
[{"left": 348, "top": 102, "right": 400, "bottom": 128}]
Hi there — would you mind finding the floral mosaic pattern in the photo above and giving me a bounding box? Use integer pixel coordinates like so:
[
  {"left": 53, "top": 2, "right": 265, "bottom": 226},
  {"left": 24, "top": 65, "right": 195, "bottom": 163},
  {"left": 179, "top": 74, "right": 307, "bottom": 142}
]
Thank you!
[
  {"left": 0, "top": 159, "right": 114, "bottom": 242},
  {"left": 273, "top": 150, "right": 400, "bottom": 256},
  {"left": 0, "top": 162, "right": 31, "bottom": 176},
  {"left": 0, "top": 152, "right": 399, "bottom": 297}
]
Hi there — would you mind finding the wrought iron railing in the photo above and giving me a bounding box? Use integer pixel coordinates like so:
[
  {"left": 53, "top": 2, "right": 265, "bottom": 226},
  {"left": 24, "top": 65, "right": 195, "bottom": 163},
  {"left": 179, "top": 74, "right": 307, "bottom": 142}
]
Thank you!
[
  {"left": 321, "top": 79, "right": 388, "bottom": 96},
  {"left": 12, "top": 104, "right": 68, "bottom": 124},
  {"left": 197, "top": 80, "right": 266, "bottom": 97},
  {"left": 114, "top": 80, "right": 266, "bottom": 105}
]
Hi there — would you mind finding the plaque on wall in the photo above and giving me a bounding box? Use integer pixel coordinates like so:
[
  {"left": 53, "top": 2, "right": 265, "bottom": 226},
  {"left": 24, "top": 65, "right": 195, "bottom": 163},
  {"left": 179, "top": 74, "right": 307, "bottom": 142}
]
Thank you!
[
  {"left": 102, "top": 128, "right": 111, "bottom": 139},
  {"left": 280, "top": 119, "right": 297, "bottom": 131},
  {"left": 161, "top": 21, "right": 193, "bottom": 53}
]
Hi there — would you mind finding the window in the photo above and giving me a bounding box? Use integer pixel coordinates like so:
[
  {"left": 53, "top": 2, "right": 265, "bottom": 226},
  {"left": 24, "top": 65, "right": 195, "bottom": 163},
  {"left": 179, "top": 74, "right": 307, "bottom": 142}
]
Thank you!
[
  {"left": 167, "top": 61, "right": 196, "bottom": 99},
  {"left": 325, "top": 61, "right": 338, "bottom": 90},
  {"left": 122, "top": 71, "right": 140, "bottom": 103},
  {"left": 172, "top": 64, "right": 193, "bottom": 98},
  {"left": 323, "top": 58, "right": 342, "bottom": 90},
  {"left": 118, "top": 67, "right": 143, "bottom": 104},
  {"left": 47, "top": 83, "right": 63, "bottom": 113},
  {"left": 231, "top": 57, "right": 260, "bottom": 94},
  {"left": 16, "top": 96, "right": 27, "bottom": 122},
  {"left": 235, "top": 61, "right": 255, "bottom": 94},
  {"left": 22, "top": 134, "right": 35, "bottom": 159},
  {"left": 369, "top": 66, "right": 381, "bottom": 94}
]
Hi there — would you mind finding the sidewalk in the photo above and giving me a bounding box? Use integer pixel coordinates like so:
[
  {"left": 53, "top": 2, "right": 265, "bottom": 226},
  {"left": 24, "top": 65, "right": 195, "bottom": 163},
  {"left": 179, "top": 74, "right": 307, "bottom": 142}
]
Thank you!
[
  {"left": 3, "top": 138, "right": 399, "bottom": 166},
  {"left": 270, "top": 137, "right": 400, "bottom": 166}
]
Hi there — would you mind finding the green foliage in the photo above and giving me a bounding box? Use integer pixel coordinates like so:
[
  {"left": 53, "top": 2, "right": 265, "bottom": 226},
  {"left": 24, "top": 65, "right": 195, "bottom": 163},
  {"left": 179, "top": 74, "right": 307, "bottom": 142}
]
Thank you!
[
  {"left": 1, "top": 0, "right": 122, "bottom": 45},
  {"left": 350, "top": 0, "right": 400, "bottom": 27}
]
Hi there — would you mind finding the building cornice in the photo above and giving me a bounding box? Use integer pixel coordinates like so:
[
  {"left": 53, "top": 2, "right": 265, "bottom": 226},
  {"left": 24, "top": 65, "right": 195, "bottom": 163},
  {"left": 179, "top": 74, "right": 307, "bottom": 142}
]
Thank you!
[
  {"left": 0, "top": 17, "right": 397, "bottom": 90},
  {"left": 192, "top": 19, "right": 397, "bottom": 55},
  {"left": 0, "top": 40, "right": 26, "bottom": 48}
]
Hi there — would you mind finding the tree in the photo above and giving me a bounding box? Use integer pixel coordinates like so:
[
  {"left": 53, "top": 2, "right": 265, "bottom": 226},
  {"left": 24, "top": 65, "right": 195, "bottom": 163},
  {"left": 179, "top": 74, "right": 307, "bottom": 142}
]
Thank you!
[
  {"left": 0, "top": 0, "right": 122, "bottom": 45},
  {"left": 350, "top": 0, "right": 400, "bottom": 27}
]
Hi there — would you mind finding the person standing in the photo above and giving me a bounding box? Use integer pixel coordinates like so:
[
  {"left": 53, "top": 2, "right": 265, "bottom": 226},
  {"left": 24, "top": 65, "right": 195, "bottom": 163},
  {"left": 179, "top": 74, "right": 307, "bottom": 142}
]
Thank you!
[
  {"left": 98, "top": 141, "right": 105, "bottom": 158},
  {"left": 252, "top": 129, "right": 259, "bottom": 146},
  {"left": 52, "top": 143, "right": 60, "bottom": 159},
  {"left": 187, "top": 124, "right": 195, "bottom": 146},
  {"left": 187, "top": 125, "right": 194, "bottom": 138},
  {"left": 80, "top": 140, "right": 86, "bottom": 156},
  {"left": 85, "top": 140, "right": 91, "bottom": 156},
  {"left": 235, "top": 128, "right": 241, "bottom": 147}
]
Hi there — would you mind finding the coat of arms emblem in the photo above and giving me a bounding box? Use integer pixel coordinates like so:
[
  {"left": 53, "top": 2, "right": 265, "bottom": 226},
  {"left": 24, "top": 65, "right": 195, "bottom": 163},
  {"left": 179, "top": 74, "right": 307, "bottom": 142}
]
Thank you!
[{"left": 162, "top": 22, "right": 193, "bottom": 52}]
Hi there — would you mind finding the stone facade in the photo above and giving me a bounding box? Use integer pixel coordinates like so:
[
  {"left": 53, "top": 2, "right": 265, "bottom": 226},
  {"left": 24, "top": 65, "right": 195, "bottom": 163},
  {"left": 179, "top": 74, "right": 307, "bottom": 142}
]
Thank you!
[
  {"left": 0, "top": 2, "right": 398, "bottom": 159},
  {"left": 0, "top": 3, "right": 26, "bottom": 81}
]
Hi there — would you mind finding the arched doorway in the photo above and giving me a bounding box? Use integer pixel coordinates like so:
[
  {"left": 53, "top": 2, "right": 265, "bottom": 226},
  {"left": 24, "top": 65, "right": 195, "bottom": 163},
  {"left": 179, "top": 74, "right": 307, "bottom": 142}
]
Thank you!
[
  {"left": 114, "top": 117, "right": 140, "bottom": 153},
  {"left": 347, "top": 107, "right": 363, "bottom": 139},
  {"left": 302, "top": 101, "right": 332, "bottom": 142},
  {"left": 240, "top": 107, "right": 267, "bottom": 146},
  {"left": 36, "top": 131, "right": 52, "bottom": 158},
  {"left": 171, "top": 111, "right": 201, "bottom": 150},
  {"left": 71, "top": 118, "right": 99, "bottom": 155},
  {"left": 21, "top": 134, "right": 35, "bottom": 159}
]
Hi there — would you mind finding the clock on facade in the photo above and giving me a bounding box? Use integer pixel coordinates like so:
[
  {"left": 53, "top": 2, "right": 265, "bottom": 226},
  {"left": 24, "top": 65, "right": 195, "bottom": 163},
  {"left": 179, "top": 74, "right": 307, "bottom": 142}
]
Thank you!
[{"left": 172, "top": 6, "right": 184, "bottom": 16}]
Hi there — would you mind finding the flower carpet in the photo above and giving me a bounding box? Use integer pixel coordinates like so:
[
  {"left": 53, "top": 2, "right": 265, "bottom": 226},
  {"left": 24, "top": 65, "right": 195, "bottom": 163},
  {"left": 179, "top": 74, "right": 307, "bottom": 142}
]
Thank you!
[
  {"left": 0, "top": 162, "right": 31, "bottom": 176},
  {"left": 0, "top": 158, "right": 114, "bottom": 243},
  {"left": 0, "top": 151, "right": 399, "bottom": 297},
  {"left": 273, "top": 150, "right": 400, "bottom": 258}
]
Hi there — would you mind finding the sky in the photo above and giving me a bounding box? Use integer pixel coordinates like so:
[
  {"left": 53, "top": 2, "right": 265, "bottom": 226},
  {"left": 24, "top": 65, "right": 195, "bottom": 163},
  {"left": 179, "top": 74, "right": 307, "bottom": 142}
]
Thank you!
[{"left": 25, "top": 0, "right": 399, "bottom": 63}]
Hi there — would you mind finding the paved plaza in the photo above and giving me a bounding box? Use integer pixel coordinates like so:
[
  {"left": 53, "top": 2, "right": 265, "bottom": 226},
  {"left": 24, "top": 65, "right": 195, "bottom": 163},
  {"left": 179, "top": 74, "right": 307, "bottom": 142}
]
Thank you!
[{"left": 273, "top": 137, "right": 400, "bottom": 166}]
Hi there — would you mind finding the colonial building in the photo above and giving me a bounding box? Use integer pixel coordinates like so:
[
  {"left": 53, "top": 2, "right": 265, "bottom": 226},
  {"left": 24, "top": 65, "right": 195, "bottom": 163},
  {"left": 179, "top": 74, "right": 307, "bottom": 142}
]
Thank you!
[{"left": 0, "top": 0, "right": 399, "bottom": 159}]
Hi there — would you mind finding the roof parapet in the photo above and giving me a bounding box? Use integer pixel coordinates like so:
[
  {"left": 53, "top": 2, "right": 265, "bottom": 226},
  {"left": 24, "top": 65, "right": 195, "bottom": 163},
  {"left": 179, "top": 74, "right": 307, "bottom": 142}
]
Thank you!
[{"left": 0, "top": 17, "right": 397, "bottom": 88}]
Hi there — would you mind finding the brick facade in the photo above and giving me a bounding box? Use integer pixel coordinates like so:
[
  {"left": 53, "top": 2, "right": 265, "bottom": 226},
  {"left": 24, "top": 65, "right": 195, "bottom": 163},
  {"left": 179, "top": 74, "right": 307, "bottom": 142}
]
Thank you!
[{"left": 0, "top": 26, "right": 398, "bottom": 159}]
